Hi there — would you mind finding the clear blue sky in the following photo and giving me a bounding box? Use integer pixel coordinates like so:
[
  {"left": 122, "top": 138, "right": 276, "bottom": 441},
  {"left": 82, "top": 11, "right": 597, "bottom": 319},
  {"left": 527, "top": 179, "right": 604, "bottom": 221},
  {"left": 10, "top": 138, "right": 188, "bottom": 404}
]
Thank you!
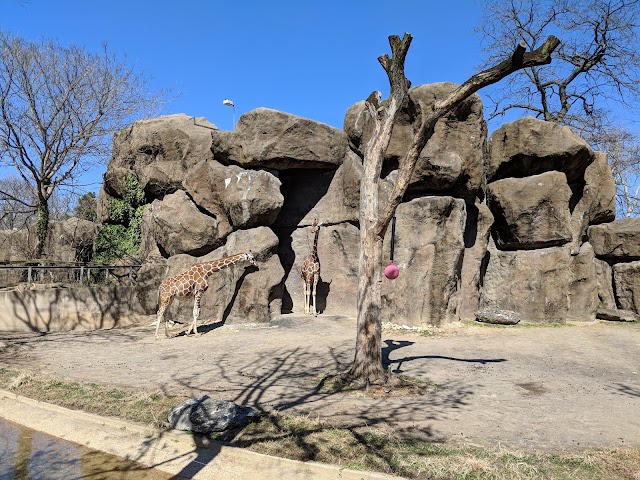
[
  {"left": 2, "top": 0, "right": 488, "bottom": 132},
  {"left": 2, "top": 0, "right": 635, "bottom": 196}
]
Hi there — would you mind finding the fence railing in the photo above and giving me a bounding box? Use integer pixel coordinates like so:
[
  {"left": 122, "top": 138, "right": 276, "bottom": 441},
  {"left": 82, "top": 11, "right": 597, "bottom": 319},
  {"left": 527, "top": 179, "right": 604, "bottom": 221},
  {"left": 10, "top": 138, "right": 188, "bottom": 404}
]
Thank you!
[{"left": 0, "top": 261, "right": 142, "bottom": 289}]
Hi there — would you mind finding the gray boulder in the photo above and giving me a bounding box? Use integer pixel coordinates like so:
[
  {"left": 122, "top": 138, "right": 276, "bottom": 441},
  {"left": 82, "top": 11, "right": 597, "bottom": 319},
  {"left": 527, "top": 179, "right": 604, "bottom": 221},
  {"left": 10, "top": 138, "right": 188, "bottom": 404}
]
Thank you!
[
  {"left": 594, "top": 258, "right": 616, "bottom": 310},
  {"left": 211, "top": 108, "right": 348, "bottom": 169},
  {"left": 105, "top": 114, "right": 216, "bottom": 197},
  {"left": 479, "top": 242, "right": 598, "bottom": 323},
  {"left": 568, "top": 151, "right": 616, "bottom": 254},
  {"left": 476, "top": 309, "right": 521, "bottom": 325},
  {"left": 589, "top": 218, "right": 640, "bottom": 260},
  {"left": 596, "top": 309, "right": 639, "bottom": 322},
  {"left": 381, "top": 196, "right": 466, "bottom": 327},
  {"left": 168, "top": 395, "right": 259, "bottom": 433},
  {"left": 487, "top": 117, "right": 594, "bottom": 183},
  {"left": 149, "top": 190, "right": 220, "bottom": 257},
  {"left": 486, "top": 171, "right": 573, "bottom": 250},
  {"left": 184, "top": 160, "right": 283, "bottom": 232},
  {"left": 613, "top": 261, "right": 640, "bottom": 314},
  {"left": 459, "top": 201, "right": 494, "bottom": 320},
  {"left": 344, "top": 82, "right": 486, "bottom": 196}
]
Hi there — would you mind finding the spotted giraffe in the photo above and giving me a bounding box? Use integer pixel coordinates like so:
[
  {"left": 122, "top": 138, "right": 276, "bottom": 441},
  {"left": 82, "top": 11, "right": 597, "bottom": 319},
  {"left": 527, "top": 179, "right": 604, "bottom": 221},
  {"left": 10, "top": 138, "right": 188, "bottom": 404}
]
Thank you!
[
  {"left": 155, "top": 251, "right": 258, "bottom": 338},
  {"left": 300, "top": 219, "right": 322, "bottom": 316}
]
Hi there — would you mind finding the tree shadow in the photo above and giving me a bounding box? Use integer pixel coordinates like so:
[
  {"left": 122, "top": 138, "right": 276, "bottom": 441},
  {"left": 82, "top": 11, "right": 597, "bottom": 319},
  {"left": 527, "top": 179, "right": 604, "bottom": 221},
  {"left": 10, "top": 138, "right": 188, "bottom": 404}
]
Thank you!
[
  {"left": 382, "top": 339, "right": 507, "bottom": 374},
  {"left": 608, "top": 382, "right": 640, "bottom": 398}
]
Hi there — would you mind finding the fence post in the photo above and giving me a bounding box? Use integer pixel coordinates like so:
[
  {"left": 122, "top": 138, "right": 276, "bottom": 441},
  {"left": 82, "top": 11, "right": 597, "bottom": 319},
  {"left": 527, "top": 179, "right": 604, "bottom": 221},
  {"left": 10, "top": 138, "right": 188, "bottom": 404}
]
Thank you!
[
  {"left": 80, "top": 266, "right": 84, "bottom": 286},
  {"left": 27, "top": 266, "right": 32, "bottom": 288}
]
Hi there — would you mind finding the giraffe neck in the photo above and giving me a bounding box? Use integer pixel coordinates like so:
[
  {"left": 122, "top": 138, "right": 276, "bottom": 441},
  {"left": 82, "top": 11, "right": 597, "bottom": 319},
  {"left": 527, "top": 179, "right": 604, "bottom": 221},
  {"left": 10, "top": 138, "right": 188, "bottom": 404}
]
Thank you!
[
  {"left": 311, "top": 227, "right": 320, "bottom": 259},
  {"left": 201, "top": 252, "right": 247, "bottom": 276}
]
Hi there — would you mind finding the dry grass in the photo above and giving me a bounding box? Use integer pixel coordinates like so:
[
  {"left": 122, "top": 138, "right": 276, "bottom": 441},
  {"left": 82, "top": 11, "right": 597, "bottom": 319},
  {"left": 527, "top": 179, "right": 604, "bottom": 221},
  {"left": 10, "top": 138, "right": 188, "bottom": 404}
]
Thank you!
[{"left": 1, "top": 367, "right": 638, "bottom": 479}]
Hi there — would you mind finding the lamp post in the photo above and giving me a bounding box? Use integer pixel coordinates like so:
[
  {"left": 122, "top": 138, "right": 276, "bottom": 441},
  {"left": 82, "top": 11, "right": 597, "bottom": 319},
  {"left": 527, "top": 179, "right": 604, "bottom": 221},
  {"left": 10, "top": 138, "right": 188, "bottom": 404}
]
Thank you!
[{"left": 223, "top": 99, "right": 235, "bottom": 129}]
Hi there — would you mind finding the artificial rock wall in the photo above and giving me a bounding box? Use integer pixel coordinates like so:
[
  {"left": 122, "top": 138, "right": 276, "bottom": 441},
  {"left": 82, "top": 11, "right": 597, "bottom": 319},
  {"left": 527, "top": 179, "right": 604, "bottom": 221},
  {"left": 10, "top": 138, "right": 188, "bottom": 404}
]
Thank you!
[{"left": 98, "top": 82, "right": 635, "bottom": 327}]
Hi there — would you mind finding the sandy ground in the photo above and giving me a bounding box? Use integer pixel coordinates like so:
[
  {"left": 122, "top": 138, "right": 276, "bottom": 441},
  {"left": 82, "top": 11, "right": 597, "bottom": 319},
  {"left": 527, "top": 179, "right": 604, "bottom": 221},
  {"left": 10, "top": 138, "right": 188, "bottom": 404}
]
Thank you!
[{"left": 0, "top": 315, "right": 638, "bottom": 454}]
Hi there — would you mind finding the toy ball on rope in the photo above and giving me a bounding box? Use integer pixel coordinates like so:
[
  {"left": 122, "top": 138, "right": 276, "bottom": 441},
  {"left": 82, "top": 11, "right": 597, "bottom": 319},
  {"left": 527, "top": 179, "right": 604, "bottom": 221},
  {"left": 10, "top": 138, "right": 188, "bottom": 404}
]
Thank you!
[
  {"left": 385, "top": 261, "right": 399, "bottom": 280},
  {"left": 384, "top": 215, "right": 399, "bottom": 280}
]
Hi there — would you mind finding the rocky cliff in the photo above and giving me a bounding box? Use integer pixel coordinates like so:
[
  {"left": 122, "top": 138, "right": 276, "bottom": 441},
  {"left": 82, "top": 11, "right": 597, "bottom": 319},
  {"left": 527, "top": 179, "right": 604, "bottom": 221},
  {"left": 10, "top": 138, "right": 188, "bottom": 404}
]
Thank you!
[{"left": 99, "top": 83, "right": 635, "bottom": 326}]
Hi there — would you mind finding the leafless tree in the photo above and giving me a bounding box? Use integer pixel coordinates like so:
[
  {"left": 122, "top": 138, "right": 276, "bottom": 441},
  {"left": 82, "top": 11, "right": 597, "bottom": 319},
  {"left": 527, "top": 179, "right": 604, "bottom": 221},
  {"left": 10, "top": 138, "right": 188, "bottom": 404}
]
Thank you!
[
  {"left": 0, "top": 31, "right": 165, "bottom": 257},
  {"left": 0, "top": 174, "right": 73, "bottom": 231},
  {"left": 349, "top": 34, "right": 560, "bottom": 384},
  {"left": 592, "top": 127, "right": 640, "bottom": 217},
  {"left": 0, "top": 175, "right": 34, "bottom": 230},
  {"left": 476, "top": 0, "right": 640, "bottom": 216}
]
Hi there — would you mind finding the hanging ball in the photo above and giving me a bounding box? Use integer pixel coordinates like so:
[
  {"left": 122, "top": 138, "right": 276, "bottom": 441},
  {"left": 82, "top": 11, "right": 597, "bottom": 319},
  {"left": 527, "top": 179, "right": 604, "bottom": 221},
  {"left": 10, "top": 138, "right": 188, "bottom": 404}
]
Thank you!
[{"left": 384, "top": 261, "right": 399, "bottom": 280}]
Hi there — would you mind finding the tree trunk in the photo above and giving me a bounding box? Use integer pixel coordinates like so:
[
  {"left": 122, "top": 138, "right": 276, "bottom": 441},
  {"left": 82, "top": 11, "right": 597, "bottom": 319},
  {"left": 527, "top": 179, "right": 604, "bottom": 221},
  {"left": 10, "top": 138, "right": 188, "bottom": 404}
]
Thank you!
[
  {"left": 350, "top": 215, "right": 386, "bottom": 383},
  {"left": 34, "top": 199, "right": 49, "bottom": 259}
]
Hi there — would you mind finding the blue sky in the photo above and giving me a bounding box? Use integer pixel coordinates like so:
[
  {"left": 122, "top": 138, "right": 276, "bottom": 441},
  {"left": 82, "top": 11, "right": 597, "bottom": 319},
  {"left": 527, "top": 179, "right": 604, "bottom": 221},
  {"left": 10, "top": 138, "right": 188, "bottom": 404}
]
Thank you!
[
  {"left": 2, "top": 0, "right": 488, "bottom": 131},
  {"left": 2, "top": 0, "right": 636, "bottom": 196}
]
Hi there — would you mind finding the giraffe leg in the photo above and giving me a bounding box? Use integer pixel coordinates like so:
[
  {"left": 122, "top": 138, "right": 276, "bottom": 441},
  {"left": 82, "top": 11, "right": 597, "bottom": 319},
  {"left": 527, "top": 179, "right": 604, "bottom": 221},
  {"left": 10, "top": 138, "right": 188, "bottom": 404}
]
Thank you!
[
  {"left": 155, "top": 305, "right": 166, "bottom": 339},
  {"left": 187, "top": 291, "right": 203, "bottom": 336},
  {"left": 312, "top": 274, "right": 319, "bottom": 316},
  {"left": 304, "top": 282, "right": 310, "bottom": 315},
  {"left": 155, "top": 295, "right": 173, "bottom": 339}
]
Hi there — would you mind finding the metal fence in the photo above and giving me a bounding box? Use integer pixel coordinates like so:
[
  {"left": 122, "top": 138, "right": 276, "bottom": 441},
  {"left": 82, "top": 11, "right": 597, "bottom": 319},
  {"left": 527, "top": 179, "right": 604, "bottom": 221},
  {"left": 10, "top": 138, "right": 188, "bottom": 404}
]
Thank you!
[{"left": 0, "top": 261, "right": 142, "bottom": 289}]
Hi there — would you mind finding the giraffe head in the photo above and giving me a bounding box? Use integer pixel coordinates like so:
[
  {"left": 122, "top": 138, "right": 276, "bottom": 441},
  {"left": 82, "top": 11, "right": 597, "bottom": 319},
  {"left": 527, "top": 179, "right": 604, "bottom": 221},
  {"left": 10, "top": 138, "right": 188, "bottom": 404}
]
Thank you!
[
  {"left": 312, "top": 218, "right": 322, "bottom": 232},
  {"left": 244, "top": 250, "right": 258, "bottom": 267}
]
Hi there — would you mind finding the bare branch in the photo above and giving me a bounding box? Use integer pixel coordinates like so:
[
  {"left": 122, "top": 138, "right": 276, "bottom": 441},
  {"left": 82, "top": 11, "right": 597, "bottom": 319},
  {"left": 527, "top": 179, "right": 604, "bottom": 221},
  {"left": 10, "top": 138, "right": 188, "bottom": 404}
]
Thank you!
[{"left": 376, "top": 35, "right": 560, "bottom": 235}]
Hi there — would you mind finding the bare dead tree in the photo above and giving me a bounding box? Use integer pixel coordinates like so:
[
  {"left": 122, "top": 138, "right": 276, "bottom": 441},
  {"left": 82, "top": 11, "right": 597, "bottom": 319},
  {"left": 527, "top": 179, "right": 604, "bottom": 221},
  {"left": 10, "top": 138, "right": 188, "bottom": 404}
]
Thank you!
[
  {"left": 0, "top": 31, "right": 166, "bottom": 258},
  {"left": 349, "top": 33, "right": 560, "bottom": 385}
]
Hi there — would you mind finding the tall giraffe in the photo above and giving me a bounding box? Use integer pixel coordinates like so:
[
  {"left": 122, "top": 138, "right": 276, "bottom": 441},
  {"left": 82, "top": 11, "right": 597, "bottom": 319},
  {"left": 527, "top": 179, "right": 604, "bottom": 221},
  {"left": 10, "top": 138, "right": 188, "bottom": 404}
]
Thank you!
[
  {"left": 155, "top": 251, "right": 257, "bottom": 339},
  {"left": 300, "top": 218, "right": 322, "bottom": 316}
]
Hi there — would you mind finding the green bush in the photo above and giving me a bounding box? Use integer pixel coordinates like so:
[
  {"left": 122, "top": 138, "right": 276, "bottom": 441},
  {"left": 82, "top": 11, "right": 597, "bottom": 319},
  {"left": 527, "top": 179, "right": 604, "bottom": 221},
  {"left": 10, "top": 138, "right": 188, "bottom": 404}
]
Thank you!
[{"left": 94, "top": 173, "right": 147, "bottom": 264}]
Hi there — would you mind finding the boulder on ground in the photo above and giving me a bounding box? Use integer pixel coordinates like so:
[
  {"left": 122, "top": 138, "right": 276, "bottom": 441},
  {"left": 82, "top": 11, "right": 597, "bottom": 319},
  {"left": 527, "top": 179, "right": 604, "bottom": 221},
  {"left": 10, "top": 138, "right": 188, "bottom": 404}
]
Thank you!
[
  {"left": 168, "top": 395, "right": 259, "bottom": 433},
  {"left": 459, "top": 201, "right": 494, "bottom": 319},
  {"left": 613, "top": 260, "right": 640, "bottom": 314},
  {"left": 476, "top": 309, "right": 521, "bottom": 325},
  {"left": 596, "top": 309, "right": 639, "bottom": 322}
]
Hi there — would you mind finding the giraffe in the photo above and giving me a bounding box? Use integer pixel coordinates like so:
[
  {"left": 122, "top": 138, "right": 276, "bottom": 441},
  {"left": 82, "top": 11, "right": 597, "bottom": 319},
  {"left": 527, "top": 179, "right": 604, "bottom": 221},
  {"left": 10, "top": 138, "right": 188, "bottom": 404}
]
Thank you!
[
  {"left": 300, "top": 218, "right": 322, "bottom": 316},
  {"left": 155, "top": 251, "right": 258, "bottom": 339}
]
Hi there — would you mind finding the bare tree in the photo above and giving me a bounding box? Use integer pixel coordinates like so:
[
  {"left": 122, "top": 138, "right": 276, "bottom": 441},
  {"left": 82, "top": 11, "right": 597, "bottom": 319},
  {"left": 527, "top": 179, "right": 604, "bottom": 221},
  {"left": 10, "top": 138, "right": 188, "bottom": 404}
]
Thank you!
[
  {"left": 477, "top": 0, "right": 639, "bottom": 128},
  {"left": 476, "top": 0, "right": 640, "bottom": 216},
  {"left": 593, "top": 128, "right": 640, "bottom": 216},
  {"left": 349, "top": 33, "right": 560, "bottom": 385},
  {"left": 0, "top": 31, "right": 165, "bottom": 257},
  {"left": 0, "top": 175, "right": 34, "bottom": 230}
]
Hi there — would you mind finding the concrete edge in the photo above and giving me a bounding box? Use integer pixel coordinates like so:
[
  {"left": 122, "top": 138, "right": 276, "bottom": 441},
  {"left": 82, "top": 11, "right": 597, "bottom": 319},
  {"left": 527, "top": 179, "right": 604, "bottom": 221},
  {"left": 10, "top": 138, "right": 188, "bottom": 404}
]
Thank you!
[{"left": 0, "top": 389, "right": 404, "bottom": 480}]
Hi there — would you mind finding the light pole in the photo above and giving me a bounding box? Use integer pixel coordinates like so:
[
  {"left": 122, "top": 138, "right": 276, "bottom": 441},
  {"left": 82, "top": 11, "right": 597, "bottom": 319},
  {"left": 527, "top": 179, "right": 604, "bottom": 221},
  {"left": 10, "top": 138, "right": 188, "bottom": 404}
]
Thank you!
[{"left": 223, "top": 99, "right": 235, "bottom": 129}]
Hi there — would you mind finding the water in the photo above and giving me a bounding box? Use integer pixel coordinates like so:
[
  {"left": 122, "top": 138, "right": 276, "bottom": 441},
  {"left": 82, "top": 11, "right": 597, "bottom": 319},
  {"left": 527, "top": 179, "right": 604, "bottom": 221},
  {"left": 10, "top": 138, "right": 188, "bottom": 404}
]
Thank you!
[{"left": 0, "top": 417, "right": 176, "bottom": 480}]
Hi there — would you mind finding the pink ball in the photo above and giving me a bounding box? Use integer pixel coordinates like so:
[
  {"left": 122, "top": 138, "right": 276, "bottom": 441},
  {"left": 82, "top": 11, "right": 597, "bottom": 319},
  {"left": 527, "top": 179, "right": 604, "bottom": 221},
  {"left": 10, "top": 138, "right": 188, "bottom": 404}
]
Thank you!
[{"left": 384, "top": 262, "right": 399, "bottom": 280}]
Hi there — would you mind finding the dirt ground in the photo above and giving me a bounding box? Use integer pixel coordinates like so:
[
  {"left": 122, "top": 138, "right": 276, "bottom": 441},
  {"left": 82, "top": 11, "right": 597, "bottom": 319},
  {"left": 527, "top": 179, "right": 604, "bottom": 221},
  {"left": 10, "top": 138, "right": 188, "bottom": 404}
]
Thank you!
[{"left": 0, "top": 315, "right": 638, "bottom": 454}]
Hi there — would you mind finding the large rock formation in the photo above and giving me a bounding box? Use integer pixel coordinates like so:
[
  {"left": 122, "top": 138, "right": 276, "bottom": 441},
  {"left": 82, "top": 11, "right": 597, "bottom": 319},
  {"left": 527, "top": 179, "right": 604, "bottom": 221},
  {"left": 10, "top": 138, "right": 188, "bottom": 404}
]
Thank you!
[{"left": 83, "top": 83, "right": 629, "bottom": 328}]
